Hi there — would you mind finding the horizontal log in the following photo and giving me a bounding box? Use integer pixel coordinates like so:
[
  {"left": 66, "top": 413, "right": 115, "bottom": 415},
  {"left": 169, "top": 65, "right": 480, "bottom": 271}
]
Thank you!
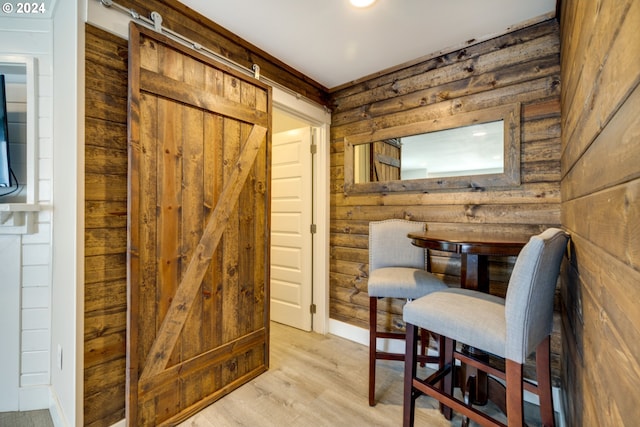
[
  {"left": 563, "top": 180, "right": 640, "bottom": 268},
  {"left": 85, "top": 200, "right": 127, "bottom": 229},
  {"left": 331, "top": 19, "right": 557, "bottom": 97},
  {"left": 335, "top": 183, "right": 561, "bottom": 207},
  {"left": 85, "top": 357, "right": 126, "bottom": 399},
  {"left": 332, "top": 203, "right": 560, "bottom": 224},
  {"left": 85, "top": 173, "right": 127, "bottom": 202},
  {"left": 562, "top": 84, "right": 640, "bottom": 199},
  {"left": 331, "top": 75, "right": 560, "bottom": 139},
  {"left": 332, "top": 32, "right": 559, "bottom": 115},
  {"left": 85, "top": 117, "right": 127, "bottom": 149},
  {"left": 85, "top": 278, "right": 126, "bottom": 313},
  {"left": 85, "top": 24, "right": 128, "bottom": 73},
  {"left": 85, "top": 87, "right": 128, "bottom": 123},
  {"left": 85, "top": 309, "right": 127, "bottom": 341},
  {"left": 85, "top": 145, "right": 127, "bottom": 176},
  {"left": 85, "top": 253, "right": 127, "bottom": 284},
  {"left": 84, "top": 331, "right": 126, "bottom": 369},
  {"left": 86, "top": 59, "right": 128, "bottom": 98},
  {"left": 83, "top": 383, "right": 126, "bottom": 426},
  {"left": 85, "top": 228, "right": 127, "bottom": 256},
  {"left": 562, "top": 0, "right": 639, "bottom": 171}
]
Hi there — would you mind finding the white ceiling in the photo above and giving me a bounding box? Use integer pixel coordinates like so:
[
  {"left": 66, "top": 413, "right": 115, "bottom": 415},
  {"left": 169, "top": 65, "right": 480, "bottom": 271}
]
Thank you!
[{"left": 177, "top": 0, "right": 556, "bottom": 89}]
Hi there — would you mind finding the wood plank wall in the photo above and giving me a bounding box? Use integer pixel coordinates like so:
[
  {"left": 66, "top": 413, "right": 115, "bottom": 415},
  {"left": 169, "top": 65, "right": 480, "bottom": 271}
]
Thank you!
[
  {"left": 559, "top": 1, "right": 640, "bottom": 425},
  {"left": 84, "top": 24, "right": 129, "bottom": 427},
  {"left": 83, "top": 2, "right": 327, "bottom": 425},
  {"left": 329, "top": 19, "right": 562, "bottom": 382}
]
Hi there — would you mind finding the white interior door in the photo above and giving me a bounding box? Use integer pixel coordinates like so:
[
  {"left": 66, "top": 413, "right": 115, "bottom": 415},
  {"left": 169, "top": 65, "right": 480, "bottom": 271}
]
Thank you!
[{"left": 271, "top": 127, "right": 313, "bottom": 331}]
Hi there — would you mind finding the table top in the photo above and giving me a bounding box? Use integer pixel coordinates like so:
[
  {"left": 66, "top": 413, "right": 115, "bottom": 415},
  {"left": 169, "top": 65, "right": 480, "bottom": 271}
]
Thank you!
[{"left": 408, "top": 230, "right": 533, "bottom": 256}]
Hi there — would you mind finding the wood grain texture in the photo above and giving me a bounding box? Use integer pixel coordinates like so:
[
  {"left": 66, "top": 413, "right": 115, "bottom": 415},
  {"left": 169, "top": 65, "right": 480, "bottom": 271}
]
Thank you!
[
  {"left": 84, "top": 24, "right": 129, "bottom": 427},
  {"left": 329, "top": 19, "right": 562, "bottom": 384},
  {"left": 180, "top": 322, "right": 544, "bottom": 427},
  {"left": 85, "top": 14, "right": 277, "bottom": 425},
  {"left": 127, "top": 24, "right": 270, "bottom": 426},
  {"left": 560, "top": 0, "right": 640, "bottom": 425}
]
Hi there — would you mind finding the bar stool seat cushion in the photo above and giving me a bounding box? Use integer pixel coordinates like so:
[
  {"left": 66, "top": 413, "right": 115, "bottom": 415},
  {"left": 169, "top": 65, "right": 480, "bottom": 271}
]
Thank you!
[
  {"left": 368, "top": 267, "right": 447, "bottom": 299},
  {"left": 404, "top": 288, "right": 506, "bottom": 359}
]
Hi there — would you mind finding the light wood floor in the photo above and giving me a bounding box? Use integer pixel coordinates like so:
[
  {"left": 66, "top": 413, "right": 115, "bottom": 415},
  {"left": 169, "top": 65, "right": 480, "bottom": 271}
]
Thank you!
[{"left": 181, "top": 322, "right": 543, "bottom": 427}]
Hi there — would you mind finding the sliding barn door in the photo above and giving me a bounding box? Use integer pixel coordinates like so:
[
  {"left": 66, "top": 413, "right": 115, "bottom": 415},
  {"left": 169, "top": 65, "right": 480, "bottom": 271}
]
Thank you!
[{"left": 127, "top": 23, "right": 271, "bottom": 426}]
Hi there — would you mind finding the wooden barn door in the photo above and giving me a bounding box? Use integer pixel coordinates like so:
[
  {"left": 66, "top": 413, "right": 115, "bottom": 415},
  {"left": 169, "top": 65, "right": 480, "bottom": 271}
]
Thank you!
[{"left": 126, "top": 23, "right": 271, "bottom": 426}]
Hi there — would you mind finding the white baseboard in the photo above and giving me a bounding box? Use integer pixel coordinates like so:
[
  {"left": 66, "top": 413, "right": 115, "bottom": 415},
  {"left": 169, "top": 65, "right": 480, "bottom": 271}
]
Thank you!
[
  {"left": 11, "top": 384, "right": 71, "bottom": 427},
  {"left": 328, "top": 319, "right": 566, "bottom": 427},
  {"left": 18, "top": 385, "right": 49, "bottom": 411},
  {"left": 48, "top": 387, "right": 68, "bottom": 427},
  {"left": 109, "top": 419, "right": 126, "bottom": 427}
]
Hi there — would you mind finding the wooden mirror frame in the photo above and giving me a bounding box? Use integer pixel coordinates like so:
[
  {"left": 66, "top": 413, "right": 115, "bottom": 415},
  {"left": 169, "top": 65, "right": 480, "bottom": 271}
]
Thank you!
[{"left": 343, "top": 103, "right": 521, "bottom": 193}]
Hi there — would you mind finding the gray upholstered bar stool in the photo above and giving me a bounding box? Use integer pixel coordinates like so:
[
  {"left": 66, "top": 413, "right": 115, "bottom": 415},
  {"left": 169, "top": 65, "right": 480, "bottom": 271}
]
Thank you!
[
  {"left": 368, "top": 219, "right": 448, "bottom": 406},
  {"left": 402, "top": 228, "right": 569, "bottom": 427}
]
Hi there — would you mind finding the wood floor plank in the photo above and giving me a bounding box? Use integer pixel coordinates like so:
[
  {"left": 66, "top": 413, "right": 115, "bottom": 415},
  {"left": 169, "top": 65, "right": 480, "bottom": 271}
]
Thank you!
[{"left": 179, "top": 322, "right": 545, "bottom": 426}]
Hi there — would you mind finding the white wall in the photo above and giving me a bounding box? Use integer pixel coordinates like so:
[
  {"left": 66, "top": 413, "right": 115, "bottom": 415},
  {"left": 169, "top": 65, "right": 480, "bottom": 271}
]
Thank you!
[
  {"left": 50, "top": 1, "right": 82, "bottom": 425},
  {"left": 0, "top": 2, "right": 83, "bottom": 425},
  {"left": 0, "top": 16, "right": 54, "bottom": 412}
]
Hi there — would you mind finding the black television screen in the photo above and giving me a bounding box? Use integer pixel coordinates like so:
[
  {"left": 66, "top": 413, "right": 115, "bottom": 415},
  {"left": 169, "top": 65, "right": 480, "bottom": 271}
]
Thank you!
[{"left": 0, "top": 74, "right": 12, "bottom": 188}]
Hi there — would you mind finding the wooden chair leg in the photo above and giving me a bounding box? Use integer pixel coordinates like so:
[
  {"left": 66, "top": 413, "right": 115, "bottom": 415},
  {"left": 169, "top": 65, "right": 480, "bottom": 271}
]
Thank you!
[
  {"left": 419, "top": 328, "right": 428, "bottom": 367},
  {"left": 536, "top": 336, "right": 555, "bottom": 427},
  {"left": 437, "top": 334, "right": 445, "bottom": 368},
  {"left": 403, "top": 323, "right": 418, "bottom": 427},
  {"left": 441, "top": 337, "right": 455, "bottom": 420},
  {"left": 369, "top": 296, "right": 378, "bottom": 406},
  {"left": 506, "top": 359, "right": 524, "bottom": 427}
]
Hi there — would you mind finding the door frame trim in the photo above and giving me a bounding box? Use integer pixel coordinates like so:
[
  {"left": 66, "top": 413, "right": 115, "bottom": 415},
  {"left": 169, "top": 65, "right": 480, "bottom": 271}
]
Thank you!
[{"left": 273, "top": 88, "right": 330, "bottom": 334}]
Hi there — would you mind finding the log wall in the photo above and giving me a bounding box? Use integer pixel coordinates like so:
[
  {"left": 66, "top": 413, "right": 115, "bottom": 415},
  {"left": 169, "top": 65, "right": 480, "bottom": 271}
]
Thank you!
[
  {"left": 559, "top": 1, "right": 640, "bottom": 425},
  {"left": 84, "top": 24, "right": 129, "bottom": 427},
  {"left": 329, "top": 19, "right": 562, "bottom": 382}
]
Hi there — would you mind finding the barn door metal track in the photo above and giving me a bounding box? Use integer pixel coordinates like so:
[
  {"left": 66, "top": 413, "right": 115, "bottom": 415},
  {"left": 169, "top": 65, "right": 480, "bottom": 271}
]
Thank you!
[{"left": 97, "top": 0, "right": 325, "bottom": 110}]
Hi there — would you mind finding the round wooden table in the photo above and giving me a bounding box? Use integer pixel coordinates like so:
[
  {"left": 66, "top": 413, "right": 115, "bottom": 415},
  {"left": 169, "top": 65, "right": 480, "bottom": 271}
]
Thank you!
[
  {"left": 407, "top": 229, "right": 533, "bottom": 407},
  {"left": 408, "top": 230, "right": 532, "bottom": 293}
]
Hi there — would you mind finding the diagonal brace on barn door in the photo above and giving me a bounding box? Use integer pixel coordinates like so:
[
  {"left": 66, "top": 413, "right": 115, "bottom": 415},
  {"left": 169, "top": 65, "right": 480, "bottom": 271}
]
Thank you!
[{"left": 140, "top": 124, "right": 268, "bottom": 381}]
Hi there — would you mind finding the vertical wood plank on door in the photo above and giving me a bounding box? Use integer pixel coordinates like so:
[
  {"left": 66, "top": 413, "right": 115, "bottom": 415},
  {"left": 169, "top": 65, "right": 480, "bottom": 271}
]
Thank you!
[
  {"left": 253, "top": 87, "right": 269, "bottom": 337},
  {"left": 222, "top": 74, "right": 241, "bottom": 345},
  {"left": 128, "top": 23, "right": 270, "bottom": 426},
  {"left": 137, "top": 92, "right": 159, "bottom": 370},
  {"left": 180, "top": 48, "right": 206, "bottom": 364},
  {"left": 179, "top": 51, "right": 207, "bottom": 408},
  {"left": 180, "top": 105, "right": 205, "bottom": 361},
  {"left": 157, "top": 43, "right": 184, "bottom": 372},
  {"left": 204, "top": 112, "right": 224, "bottom": 351},
  {"left": 239, "top": 81, "right": 257, "bottom": 339},
  {"left": 157, "top": 96, "right": 183, "bottom": 373}
]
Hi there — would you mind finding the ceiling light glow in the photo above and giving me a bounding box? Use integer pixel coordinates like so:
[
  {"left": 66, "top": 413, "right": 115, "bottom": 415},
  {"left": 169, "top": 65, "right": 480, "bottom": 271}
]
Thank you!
[{"left": 350, "top": 0, "right": 376, "bottom": 8}]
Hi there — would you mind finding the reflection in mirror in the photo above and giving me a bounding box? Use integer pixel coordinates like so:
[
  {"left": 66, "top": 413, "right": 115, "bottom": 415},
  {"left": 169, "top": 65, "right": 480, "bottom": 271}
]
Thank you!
[
  {"left": 354, "top": 120, "right": 504, "bottom": 184},
  {"left": 344, "top": 103, "right": 520, "bottom": 193}
]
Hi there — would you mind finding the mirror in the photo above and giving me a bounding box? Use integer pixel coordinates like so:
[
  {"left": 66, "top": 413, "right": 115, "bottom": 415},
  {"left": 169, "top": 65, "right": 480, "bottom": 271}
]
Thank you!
[
  {"left": 0, "top": 55, "right": 36, "bottom": 204},
  {"left": 344, "top": 103, "right": 520, "bottom": 193}
]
